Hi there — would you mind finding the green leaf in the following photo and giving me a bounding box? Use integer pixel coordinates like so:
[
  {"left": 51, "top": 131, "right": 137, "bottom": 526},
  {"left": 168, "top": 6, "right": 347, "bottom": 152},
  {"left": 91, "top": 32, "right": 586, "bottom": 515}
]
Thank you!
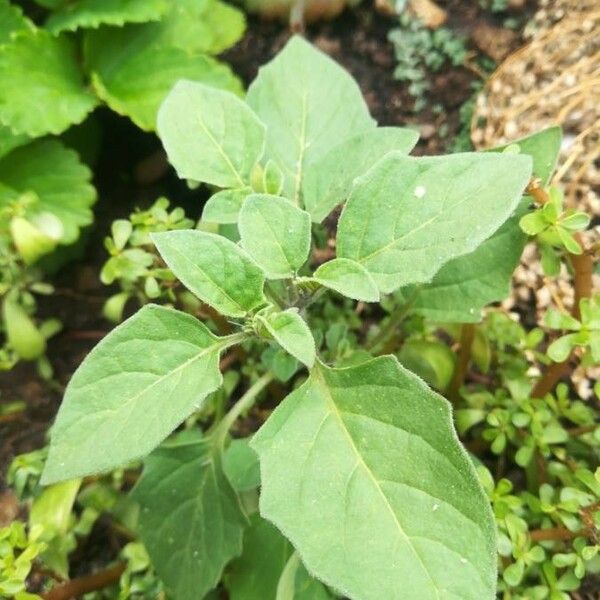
[
  {"left": 2, "top": 298, "right": 46, "bottom": 361},
  {"left": 258, "top": 309, "right": 315, "bottom": 368},
  {"left": 239, "top": 194, "right": 311, "bottom": 279},
  {"left": 247, "top": 36, "right": 375, "bottom": 202},
  {"left": 226, "top": 514, "right": 292, "bottom": 600},
  {"left": 0, "top": 29, "right": 97, "bottom": 137},
  {"left": 302, "top": 127, "right": 419, "bottom": 222},
  {"left": 398, "top": 208, "right": 528, "bottom": 323},
  {"left": 42, "top": 305, "right": 235, "bottom": 484},
  {"left": 0, "top": 0, "right": 34, "bottom": 45},
  {"left": 223, "top": 438, "right": 261, "bottom": 492},
  {"left": 251, "top": 357, "right": 496, "bottom": 600},
  {"left": 547, "top": 334, "right": 577, "bottom": 362},
  {"left": 46, "top": 0, "right": 169, "bottom": 34},
  {"left": 337, "top": 152, "right": 532, "bottom": 293},
  {"left": 85, "top": 30, "right": 242, "bottom": 131},
  {"left": 30, "top": 479, "right": 81, "bottom": 534},
  {"left": 202, "top": 187, "right": 253, "bottom": 224},
  {"left": 276, "top": 552, "right": 334, "bottom": 600},
  {"left": 311, "top": 258, "right": 379, "bottom": 302},
  {"left": 157, "top": 79, "right": 264, "bottom": 185},
  {"left": 398, "top": 339, "right": 456, "bottom": 391},
  {"left": 489, "top": 126, "right": 561, "bottom": 186},
  {"left": 152, "top": 230, "right": 266, "bottom": 318},
  {"left": 132, "top": 434, "right": 246, "bottom": 600},
  {"left": 0, "top": 139, "right": 96, "bottom": 244},
  {"left": 0, "top": 125, "right": 29, "bottom": 160}
]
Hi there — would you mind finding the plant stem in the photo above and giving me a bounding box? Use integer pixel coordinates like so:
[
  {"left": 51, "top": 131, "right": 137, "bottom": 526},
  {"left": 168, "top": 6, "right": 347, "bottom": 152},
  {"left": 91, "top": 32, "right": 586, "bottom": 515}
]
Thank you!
[
  {"left": 526, "top": 183, "right": 595, "bottom": 398},
  {"left": 42, "top": 563, "right": 126, "bottom": 600},
  {"left": 529, "top": 527, "right": 590, "bottom": 543},
  {"left": 367, "top": 298, "right": 415, "bottom": 354},
  {"left": 214, "top": 373, "right": 274, "bottom": 445},
  {"left": 447, "top": 323, "right": 475, "bottom": 402}
]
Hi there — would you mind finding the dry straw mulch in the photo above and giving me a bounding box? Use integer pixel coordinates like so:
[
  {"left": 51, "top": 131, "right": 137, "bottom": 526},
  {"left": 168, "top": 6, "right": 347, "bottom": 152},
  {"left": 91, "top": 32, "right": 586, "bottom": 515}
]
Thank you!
[{"left": 471, "top": 0, "right": 599, "bottom": 398}]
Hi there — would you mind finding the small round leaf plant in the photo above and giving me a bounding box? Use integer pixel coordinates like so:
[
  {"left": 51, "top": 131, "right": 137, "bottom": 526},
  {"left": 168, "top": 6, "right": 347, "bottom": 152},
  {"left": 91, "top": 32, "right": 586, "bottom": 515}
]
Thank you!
[{"left": 42, "top": 37, "right": 537, "bottom": 600}]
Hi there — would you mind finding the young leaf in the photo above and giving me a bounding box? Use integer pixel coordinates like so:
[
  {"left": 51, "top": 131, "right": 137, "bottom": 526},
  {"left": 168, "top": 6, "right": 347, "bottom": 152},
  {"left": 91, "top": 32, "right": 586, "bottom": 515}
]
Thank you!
[
  {"left": 152, "top": 230, "right": 266, "bottom": 318},
  {"left": 86, "top": 33, "right": 242, "bottom": 131},
  {"left": 397, "top": 208, "right": 527, "bottom": 322},
  {"left": 276, "top": 552, "right": 334, "bottom": 600},
  {"left": 202, "top": 187, "right": 253, "bottom": 224},
  {"left": 0, "top": 140, "right": 96, "bottom": 244},
  {"left": 2, "top": 297, "right": 46, "bottom": 361},
  {"left": 0, "top": 0, "right": 34, "bottom": 45},
  {"left": 488, "top": 126, "right": 562, "bottom": 186},
  {"left": 133, "top": 434, "right": 246, "bottom": 600},
  {"left": 302, "top": 127, "right": 419, "bottom": 222},
  {"left": 239, "top": 194, "right": 311, "bottom": 279},
  {"left": 337, "top": 152, "right": 532, "bottom": 293},
  {"left": 156, "top": 79, "right": 263, "bottom": 184},
  {"left": 46, "top": 0, "right": 169, "bottom": 34},
  {"left": 42, "top": 305, "right": 235, "bottom": 484},
  {"left": 226, "top": 514, "right": 292, "bottom": 600},
  {"left": 0, "top": 29, "right": 97, "bottom": 137},
  {"left": 311, "top": 258, "right": 380, "bottom": 302},
  {"left": 251, "top": 357, "right": 497, "bottom": 600},
  {"left": 247, "top": 35, "right": 375, "bottom": 201},
  {"left": 257, "top": 309, "right": 316, "bottom": 368}
]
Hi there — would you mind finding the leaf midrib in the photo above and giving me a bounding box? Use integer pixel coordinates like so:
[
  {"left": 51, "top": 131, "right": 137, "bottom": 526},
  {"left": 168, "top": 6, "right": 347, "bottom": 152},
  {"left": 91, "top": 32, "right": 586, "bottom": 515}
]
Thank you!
[{"left": 312, "top": 368, "right": 441, "bottom": 599}]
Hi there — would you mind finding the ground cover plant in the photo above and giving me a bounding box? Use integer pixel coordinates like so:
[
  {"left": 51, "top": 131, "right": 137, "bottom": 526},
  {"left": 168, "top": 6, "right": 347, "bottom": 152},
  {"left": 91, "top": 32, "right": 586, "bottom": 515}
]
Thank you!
[
  {"left": 0, "top": 0, "right": 245, "bottom": 373},
  {"left": 1, "top": 14, "right": 598, "bottom": 600}
]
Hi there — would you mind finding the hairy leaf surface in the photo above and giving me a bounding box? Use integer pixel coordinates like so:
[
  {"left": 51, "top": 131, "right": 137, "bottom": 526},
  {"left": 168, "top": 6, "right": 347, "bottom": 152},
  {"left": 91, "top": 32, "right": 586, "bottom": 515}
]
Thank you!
[
  {"left": 157, "top": 80, "right": 263, "bottom": 186},
  {"left": 0, "top": 30, "right": 97, "bottom": 137},
  {"left": 399, "top": 208, "right": 527, "bottom": 322},
  {"left": 46, "top": 0, "right": 169, "bottom": 33},
  {"left": 42, "top": 305, "right": 231, "bottom": 483},
  {"left": 239, "top": 194, "right": 311, "bottom": 278},
  {"left": 258, "top": 309, "right": 315, "bottom": 368},
  {"left": 247, "top": 36, "right": 375, "bottom": 201},
  {"left": 312, "top": 258, "right": 379, "bottom": 302},
  {"left": 0, "top": 139, "right": 96, "bottom": 244},
  {"left": 252, "top": 357, "right": 497, "bottom": 600},
  {"left": 152, "top": 230, "right": 266, "bottom": 318},
  {"left": 302, "top": 127, "right": 419, "bottom": 222},
  {"left": 337, "top": 152, "right": 532, "bottom": 293},
  {"left": 133, "top": 434, "right": 246, "bottom": 600}
]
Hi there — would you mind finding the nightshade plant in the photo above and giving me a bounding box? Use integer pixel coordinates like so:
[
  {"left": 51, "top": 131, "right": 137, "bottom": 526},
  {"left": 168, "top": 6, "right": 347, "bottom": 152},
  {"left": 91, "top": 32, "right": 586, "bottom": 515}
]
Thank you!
[{"left": 41, "top": 37, "right": 542, "bottom": 599}]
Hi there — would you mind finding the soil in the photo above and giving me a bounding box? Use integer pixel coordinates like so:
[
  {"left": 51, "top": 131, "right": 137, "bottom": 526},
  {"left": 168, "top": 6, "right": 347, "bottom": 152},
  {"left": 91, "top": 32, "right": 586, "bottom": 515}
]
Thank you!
[{"left": 0, "top": 0, "right": 531, "bottom": 486}]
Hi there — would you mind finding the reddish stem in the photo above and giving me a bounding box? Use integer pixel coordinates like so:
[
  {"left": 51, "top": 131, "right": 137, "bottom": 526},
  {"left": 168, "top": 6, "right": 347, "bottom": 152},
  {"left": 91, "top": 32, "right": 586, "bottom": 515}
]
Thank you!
[{"left": 42, "top": 563, "right": 126, "bottom": 600}]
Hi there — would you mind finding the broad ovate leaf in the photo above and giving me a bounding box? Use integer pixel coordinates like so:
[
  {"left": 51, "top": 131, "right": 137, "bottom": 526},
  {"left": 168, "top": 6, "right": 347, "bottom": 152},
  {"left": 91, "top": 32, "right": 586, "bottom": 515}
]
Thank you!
[
  {"left": 252, "top": 357, "right": 496, "bottom": 600},
  {"left": 257, "top": 309, "right": 315, "bottom": 368},
  {"left": 152, "top": 230, "right": 266, "bottom": 318},
  {"left": 133, "top": 434, "right": 246, "bottom": 600},
  {"left": 0, "top": 140, "right": 96, "bottom": 244},
  {"left": 0, "top": 29, "right": 97, "bottom": 137},
  {"left": 247, "top": 35, "right": 375, "bottom": 202},
  {"left": 489, "top": 126, "right": 562, "bottom": 186},
  {"left": 312, "top": 258, "right": 379, "bottom": 302},
  {"left": 398, "top": 208, "right": 527, "bottom": 322},
  {"left": 157, "top": 80, "right": 264, "bottom": 185},
  {"left": 202, "top": 187, "right": 253, "bottom": 224},
  {"left": 42, "top": 305, "right": 234, "bottom": 483},
  {"left": 45, "top": 0, "right": 169, "bottom": 34},
  {"left": 226, "top": 514, "right": 292, "bottom": 600},
  {"left": 302, "top": 127, "right": 419, "bottom": 222},
  {"left": 85, "top": 29, "right": 242, "bottom": 131},
  {"left": 239, "top": 194, "right": 311, "bottom": 279},
  {"left": 337, "top": 152, "right": 532, "bottom": 293}
]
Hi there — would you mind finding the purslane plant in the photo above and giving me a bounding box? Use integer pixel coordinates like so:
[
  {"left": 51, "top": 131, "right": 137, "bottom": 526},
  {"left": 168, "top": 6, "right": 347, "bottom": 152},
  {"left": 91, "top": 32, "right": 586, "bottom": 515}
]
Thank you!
[{"left": 41, "top": 37, "right": 538, "bottom": 599}]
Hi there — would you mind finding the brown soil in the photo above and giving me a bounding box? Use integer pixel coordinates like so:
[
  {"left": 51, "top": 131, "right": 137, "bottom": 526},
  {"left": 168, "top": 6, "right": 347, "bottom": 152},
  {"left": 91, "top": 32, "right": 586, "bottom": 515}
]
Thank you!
[{"left": 0, "top": 2, "right": 530, "bottom": 484}]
